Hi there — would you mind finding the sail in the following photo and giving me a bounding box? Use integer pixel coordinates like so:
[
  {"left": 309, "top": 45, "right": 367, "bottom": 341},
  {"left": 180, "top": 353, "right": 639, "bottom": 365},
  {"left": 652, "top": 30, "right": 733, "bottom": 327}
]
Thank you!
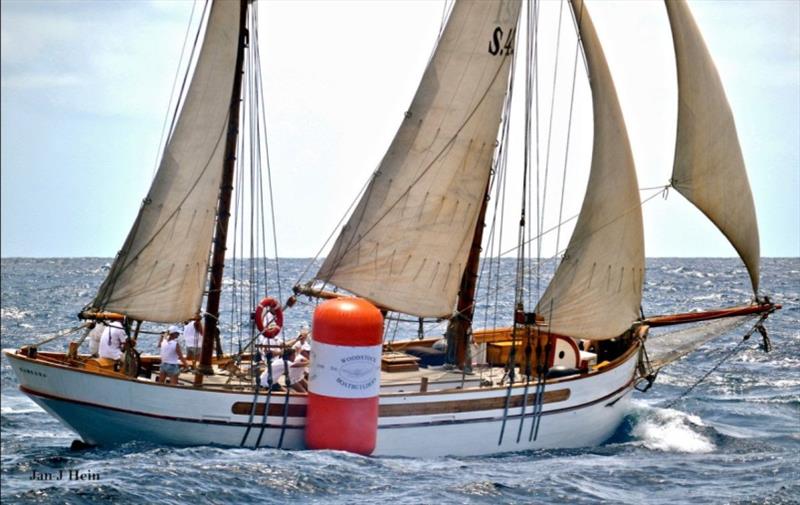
[
  {"left": 316, "top": 0, "right": 522, "bottom": 318},
  {"left": 535, "top": 0, "right": 644, "bottom": 340},
  {"left": 91, "top": 1, "right": 242, "bottom": 323},
  {"left": 665, "top": 0, "right": 760, "bottom": 293}
]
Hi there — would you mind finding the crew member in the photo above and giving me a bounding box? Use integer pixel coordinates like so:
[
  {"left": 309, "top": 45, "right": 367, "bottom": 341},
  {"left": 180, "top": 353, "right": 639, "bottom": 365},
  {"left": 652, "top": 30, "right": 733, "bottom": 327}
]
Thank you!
[
  {"left": 260, "top": 348, "right": 306, "bottom": 393},
  {"left": 98, "top": 321, "right": 126, "bottom": 362},
  {"left": 159, "top": 325, "right": 188, "bottom": 385},
  {"left": 182, "top": 318, "right": 203, "bottom": 363}
]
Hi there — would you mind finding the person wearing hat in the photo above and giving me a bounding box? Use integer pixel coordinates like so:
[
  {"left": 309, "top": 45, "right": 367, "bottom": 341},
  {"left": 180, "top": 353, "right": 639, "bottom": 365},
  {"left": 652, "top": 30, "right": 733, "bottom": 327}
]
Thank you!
[
  {"left": 159, "top": 325, "right": 188, "bottom": 385},
  {"left": 290, "top": 324, "right": 311, "bottom": 351}
]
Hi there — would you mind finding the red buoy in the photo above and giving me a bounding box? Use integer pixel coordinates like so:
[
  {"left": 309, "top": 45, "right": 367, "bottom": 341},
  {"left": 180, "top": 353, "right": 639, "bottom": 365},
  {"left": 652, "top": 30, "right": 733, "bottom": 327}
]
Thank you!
[{"left": 305, "top": 298, "right": 384, "bottom": 455}]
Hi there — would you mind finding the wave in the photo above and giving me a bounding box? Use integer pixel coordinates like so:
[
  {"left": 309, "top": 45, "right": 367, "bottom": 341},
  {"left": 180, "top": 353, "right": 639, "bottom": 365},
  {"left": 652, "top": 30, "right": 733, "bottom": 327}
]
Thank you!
[
  {"left": 629, "top": 401, "right": 715, "bottom": 453},
  {"left": 1, "top": 307, "right": 33, "bottom": 320}
]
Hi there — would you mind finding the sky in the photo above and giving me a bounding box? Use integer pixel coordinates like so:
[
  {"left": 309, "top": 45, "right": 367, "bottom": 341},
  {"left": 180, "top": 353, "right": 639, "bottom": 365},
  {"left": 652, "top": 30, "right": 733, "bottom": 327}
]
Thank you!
[{"left": 1, "top": 0, "right": 798, "bottom": 259}]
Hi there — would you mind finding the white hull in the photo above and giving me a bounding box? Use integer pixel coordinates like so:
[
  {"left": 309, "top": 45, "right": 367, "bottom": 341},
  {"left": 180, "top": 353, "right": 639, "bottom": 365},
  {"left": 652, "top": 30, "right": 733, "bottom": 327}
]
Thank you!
[{"left": 5, "top": 346, "right": 638, "bottom": 457}]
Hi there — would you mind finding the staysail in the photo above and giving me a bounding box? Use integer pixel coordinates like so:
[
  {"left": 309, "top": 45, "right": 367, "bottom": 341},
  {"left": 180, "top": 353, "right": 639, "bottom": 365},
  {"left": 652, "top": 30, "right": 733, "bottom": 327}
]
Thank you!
[
  {"left": 316, "top": 0, "right": 522, "bottom": 317},
  {"left": 534, "top": 0, "right": 645, "bottom": 340},
  {"left": 665, "top": 0, "right": 760, "bottom": 293},
  {"left": 91, "top": 1, "right": 242, "bottom": 323}
]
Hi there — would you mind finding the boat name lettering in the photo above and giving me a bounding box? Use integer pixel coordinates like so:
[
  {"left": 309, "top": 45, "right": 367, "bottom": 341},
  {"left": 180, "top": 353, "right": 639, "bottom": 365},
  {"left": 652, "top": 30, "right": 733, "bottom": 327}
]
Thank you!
[{"left": 19, "top": 367, "right": 47, "bottom": 378}]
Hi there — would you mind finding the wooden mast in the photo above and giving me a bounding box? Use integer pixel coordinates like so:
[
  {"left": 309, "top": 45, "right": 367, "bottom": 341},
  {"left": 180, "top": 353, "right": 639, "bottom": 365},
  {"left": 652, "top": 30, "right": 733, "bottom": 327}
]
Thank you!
[
  {"left": 445, "top": 185, "right": 491, "bottom": 369},
  {"left": 196, "top": 0, "right": 249, "bottom": 381}
]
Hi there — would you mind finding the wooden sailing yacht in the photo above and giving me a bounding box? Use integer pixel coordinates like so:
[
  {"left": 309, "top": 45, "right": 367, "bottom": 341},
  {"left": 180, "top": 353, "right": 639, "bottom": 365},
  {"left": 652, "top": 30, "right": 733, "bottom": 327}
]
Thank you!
[{"left": 5, "top": 0, "right": 779, "bottom": 457}]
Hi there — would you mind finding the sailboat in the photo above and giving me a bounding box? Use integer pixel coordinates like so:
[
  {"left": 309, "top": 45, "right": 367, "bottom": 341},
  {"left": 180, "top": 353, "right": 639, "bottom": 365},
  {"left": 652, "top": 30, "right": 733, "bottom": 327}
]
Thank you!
[{"left": 4, "top": 0, "right": 779, "bottom": 457}]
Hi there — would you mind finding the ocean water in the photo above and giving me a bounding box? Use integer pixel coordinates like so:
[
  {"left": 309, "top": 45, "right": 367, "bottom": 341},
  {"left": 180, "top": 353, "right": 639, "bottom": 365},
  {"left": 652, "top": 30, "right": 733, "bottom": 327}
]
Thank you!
[{"left": 1, "top": 257, "right": 798, "bottom": 504}]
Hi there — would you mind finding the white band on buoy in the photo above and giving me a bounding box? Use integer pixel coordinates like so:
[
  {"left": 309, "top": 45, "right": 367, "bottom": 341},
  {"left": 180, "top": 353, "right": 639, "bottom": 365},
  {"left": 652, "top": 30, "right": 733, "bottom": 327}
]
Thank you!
[{"left": 309, "top": 341, "right": 382, "bottom": 399}]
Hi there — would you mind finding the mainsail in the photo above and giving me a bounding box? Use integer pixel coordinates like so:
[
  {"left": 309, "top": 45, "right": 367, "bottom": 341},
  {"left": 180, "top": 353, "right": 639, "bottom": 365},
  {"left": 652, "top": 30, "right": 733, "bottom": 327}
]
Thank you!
[
  {"left": 316, "top": 0, "right": 522, "bottom": 318},
  {"left": 91, "top": 1, "right": 242, "bottom": 323},
  {"left": 534, "top": 0, "right": 645, "bottom": 340},
  {"left": 665, "top": 0, "right": 760, "bottom": 293}
]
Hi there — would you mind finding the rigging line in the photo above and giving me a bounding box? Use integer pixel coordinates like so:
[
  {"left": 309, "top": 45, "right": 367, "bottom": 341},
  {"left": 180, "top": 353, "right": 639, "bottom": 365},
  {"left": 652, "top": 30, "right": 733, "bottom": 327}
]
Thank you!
[
  {"left": 276, "top": 354, "right": 292, "bottom": 449},
  {"left": 31, "top": 323, "right": 90, "bottom": 348},
  {"left": 498, "top": 185, "right": 668, "bottom": 258},
  {"left": 236, "top": 81, "right": 248, "bottom": 349},
  {"left": 251, "top": 8, "right": 270, "bottom": 296},
  {"left": 529, "top": 299, "right": 553, "bottom": 441},
  {"left": 553, "top": 28, "right": 581, "bottom": 274},
  {"left": 497, "top": 316, "right": 518, "bottom": 446},
  {"left": 253, "top": 9, "right": 283, "bottom": 303},
  {"left": 526, "top": 0, "right": 536, "bottom": 311},
  {"left": 473, "top": 1, "right": 523, "bottom": 335},
  {"left": 539, "top": 0, "right": 564, "bottom": 254},
  {"left": 97, "top": 111, "right": 231, "bottom": 301},
  {"left": 255, "top": 356, "right": 275, "bottom": 448},
  {"left": 165, "top": 0, "right": 210, "bottom": 146},
  {"left": 492, "top": 88, "right": 513, "bottom": 331},
  {"left": 545, "top": 186, "right": 666, "bottom": 263},
  {"left": 438, "top": 0, "right": 452, "bottom": 38},
  {"left": 516, "top": 325, "right": 533, "bottom": 443},
  {"left": 514, "top": 0, "right": 531, "bottom": 312},
  {"left": 313, "top": 0, "right": 474, "bottom": 290},
  {"left": 151, "top": 0, "right": 202, "bottom": 179},
  {"left": 664, "top": 314, "right": 769, "bottom": 409},
  {"left": 502, "top": 0, "right": 531, "bottom": 445},
  {"left": 239, "top": 370, "right": 261, "bottom": 448},
  {"left": 532, "top": 0, "right": 542, "bottom": 306},
  {"left": 293, "top": 175, "right": 371, "bottom": 288},
  {"left": 489, "top": 186, "right": 666, "bottom": 298},
  {"left": 322, "top": 50, "right": 517, "bottom": 278},
  {"left": 478, "top": 52, "right": 517, "bottom": 331},
  {"left": 247, "top": 27, "right": 257, "bottom": 315}
]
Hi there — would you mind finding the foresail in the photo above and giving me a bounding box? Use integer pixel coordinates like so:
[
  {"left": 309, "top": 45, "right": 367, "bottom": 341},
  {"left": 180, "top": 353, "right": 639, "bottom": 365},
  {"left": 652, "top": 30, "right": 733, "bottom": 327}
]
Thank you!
[
  {"left": 91, "top": 1, "right": 242, "bottom": 323},
  {"left": 666, "top": 0, "right": 760, "bottom": 293},
  {"left": 535, "top": 0, "right": 644, "bottom": 340},
  {"left": 316, "top": 0, "right": 522, "bottom": 318}
]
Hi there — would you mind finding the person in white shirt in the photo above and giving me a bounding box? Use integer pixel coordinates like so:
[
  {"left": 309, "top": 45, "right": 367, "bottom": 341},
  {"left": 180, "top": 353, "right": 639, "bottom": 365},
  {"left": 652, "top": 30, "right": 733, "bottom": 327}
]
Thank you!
[
  {"left": 182, "top": 319, "right": 203, "bottom": 362},
  {"left": 86, "top": 322, "right": 106, "bottom": 357},
  {"left": 290, "top": 324, "right": 311, "bottom": 350},
  {"left": 98, "top": 322, "right": 126, "bottom": 361},
  {"left": 159, "top": 325, "right": 188, "bottom": 385},
  {"left": 293, "top": 342, "right": 311, "bottom": 383},
  {"left": 260, "top": 349, "right": 306, "bottom": 393},
  {"left": 255, "top": 323, "right": 283, "bottom": 360}
]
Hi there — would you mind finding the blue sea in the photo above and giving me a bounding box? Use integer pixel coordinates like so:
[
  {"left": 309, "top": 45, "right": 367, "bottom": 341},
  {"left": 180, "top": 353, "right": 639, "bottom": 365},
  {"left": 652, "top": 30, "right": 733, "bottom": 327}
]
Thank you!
[{"left": 1, "top": 257, "right": 798, "bottom": 504}]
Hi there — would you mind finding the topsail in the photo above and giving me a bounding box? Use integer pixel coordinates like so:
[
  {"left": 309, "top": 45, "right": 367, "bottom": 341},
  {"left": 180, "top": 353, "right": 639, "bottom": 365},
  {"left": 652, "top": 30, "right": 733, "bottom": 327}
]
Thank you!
[
  {"left": 316, "top": 0, "right": 522, "bottom": 318},
  {"left": 91, "top": 1, "right": 243, "bottom": 323},
  {"left": 535, "top": 0, "right": 645, "bottom": 340},
  {"left": 666, "top": 0, "right": 760, "bottom": 293}
]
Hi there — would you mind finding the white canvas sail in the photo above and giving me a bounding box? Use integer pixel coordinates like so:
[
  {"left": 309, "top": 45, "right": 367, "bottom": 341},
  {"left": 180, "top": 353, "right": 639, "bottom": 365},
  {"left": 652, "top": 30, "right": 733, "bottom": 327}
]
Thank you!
[
  {"left": 316, "top": 0, "right": 522, "bottom": 318},
  {"left": 535, "top": 0, "right": 645, "bottom": 340},
  {"left": 666, "top": 0, "right": 760, "bottom": 293},
  {"left": 91, "top": 1, "right": 242, "bottom": 323}
]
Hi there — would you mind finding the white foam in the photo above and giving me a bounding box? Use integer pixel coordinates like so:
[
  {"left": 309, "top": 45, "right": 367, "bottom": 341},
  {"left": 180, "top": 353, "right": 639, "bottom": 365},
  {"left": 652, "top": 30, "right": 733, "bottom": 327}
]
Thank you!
[
  {"left": 0, "top": 307, "right": 32, "bottom": 320},
  {"left": 0, "top": 396, "right": 44, "bottom": 415},
  {"left": 632, "top": 402, "right": 715, "bottom": 454}
]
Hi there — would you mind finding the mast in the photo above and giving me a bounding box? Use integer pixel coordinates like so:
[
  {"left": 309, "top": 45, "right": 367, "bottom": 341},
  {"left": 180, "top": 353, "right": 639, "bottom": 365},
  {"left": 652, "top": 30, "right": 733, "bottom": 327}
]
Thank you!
[
  {"left": 197, "top": 0, "right": 249, "bottom": 379},
  {"left": 445, "top": 185, "right": 490, "bottom": 369}
]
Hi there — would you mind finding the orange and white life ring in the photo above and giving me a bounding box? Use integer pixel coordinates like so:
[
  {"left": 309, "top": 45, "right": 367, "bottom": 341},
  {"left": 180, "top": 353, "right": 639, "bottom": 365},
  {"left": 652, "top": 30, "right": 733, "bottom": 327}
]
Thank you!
[{"left": 254, "top": 297, "right": 283, "bottom": 338}]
